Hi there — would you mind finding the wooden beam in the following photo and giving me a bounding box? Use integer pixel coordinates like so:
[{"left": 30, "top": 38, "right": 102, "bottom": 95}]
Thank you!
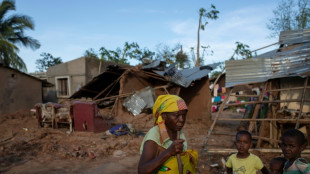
[
  {"left": 218, "top": 118, "right": 310, "bottom": 122},
  {"left": 225, "top": 99, "right": 310, "bottom": 106},
  {"left": 252, "top": 135, "right": 281, "bottom": 144},
  {"left": 93, "top": 74, "right": 123, "bottom": 100},
  {"left": 267, "top": 86, "right": 310, "bottom": 92},
  {"left": 230, "top": 94, "right": 259, "bottom": 97},
  {"left": 206, "top": 148, "right": 310, "bottom": 153}
]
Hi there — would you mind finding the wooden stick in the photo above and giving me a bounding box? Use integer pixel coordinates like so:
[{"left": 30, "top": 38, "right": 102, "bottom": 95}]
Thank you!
[
  {"left": 225, "top": 99, "right": 310, "bottom": 106},
  {"left": 266, "top": 86, "right": 310, "bottom": 92},
  {"left": 202, "top": 89, "right": 233, "bottom": 151},
  {"left": 218, "top": 118, "right": 310, "bottom": 121},
  {"left": 252, "top": 136, "right": 281, "bottom": 143},
  {"left": 210, "top": 71, "right": 224, "bottom": 94},
  {"left": 248, "top": 82, "right": 268, "bottom": 133},
  {"left": 296, "top": 76, "right": 309, "bottom": 129},
  {"left": 206, "top": 148, "right": 310, "bottom": 153},
  {"left": 229, "top": 94, "right": 259, "bottom": 97},
  {"left": 250, "top": 42, "right": 279, "bottom": 53},
  {"left": 176, "top": 131, "right": 183, "bottom": 174},
  {"left": 93, "top": 75, "right": 123, "bottom": 100}
]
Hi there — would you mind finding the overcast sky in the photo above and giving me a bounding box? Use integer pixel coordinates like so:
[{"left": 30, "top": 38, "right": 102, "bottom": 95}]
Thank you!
[{"left": 15, "top": 0, "right": 280, "bottom": 72}]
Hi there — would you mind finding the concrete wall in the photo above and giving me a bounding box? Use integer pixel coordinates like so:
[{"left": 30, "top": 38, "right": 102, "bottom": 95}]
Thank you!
[
  {"left": 0, "top": 67, "right": 42, "bottom": 115},
  {"left": 46, "top": 57, "right": 102, "bottom": 102}
]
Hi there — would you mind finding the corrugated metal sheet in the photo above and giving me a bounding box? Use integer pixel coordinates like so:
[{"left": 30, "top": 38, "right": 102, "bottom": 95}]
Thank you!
[
  {"left": 226, "top": 42, "right": 310, "bottom": 87},
  {"left": 279, "top": 29, "right": 310, "bottom": 45},
  {"left": 155, "top": 62, "right": 221, "bottom": 88},
  {"left": 122, "top": 86, "right": 155, "bottom": 116}
]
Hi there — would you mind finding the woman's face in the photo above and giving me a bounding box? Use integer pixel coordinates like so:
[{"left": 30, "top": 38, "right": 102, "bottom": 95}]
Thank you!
[{"left": 163, "top": 110, "right": 187, "bottom": 131}]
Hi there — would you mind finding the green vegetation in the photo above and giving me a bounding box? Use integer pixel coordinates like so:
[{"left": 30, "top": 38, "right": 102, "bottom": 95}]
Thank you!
[
  {"left": 35, "top": 52, "right": 62, "bottom": 72},
  {"left": 267, "top": 0, "right": 310, "bottom": 37}
]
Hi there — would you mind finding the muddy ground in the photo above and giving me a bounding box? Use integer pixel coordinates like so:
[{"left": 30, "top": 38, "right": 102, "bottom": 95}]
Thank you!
[{"left": 0, "top": 110, "right": 308, "bottom": 174}]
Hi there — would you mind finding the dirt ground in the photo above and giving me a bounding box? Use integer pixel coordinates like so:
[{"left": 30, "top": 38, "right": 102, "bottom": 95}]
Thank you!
[{"left": 0, "top": 109, "right": 308, "bottom": 174}]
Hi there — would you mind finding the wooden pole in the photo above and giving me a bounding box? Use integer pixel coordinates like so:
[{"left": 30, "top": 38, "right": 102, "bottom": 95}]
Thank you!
[
  {"left": 224, "top": 99, "right": 310, "bottom": 106},
  {"left": 248, "top": 83, "right": 268, "bottom": 133},
  {"left": 218, "top": 118, "right": 310, "bottom": 122},
  {"left": 210, "top": 70, "right": 224, "bottom": 94},
  {"left": 206, "top": 148, "right": 310, "bottom": 153},
  {"left": 295, "top": 76, "right": 309, "bottom": 129},
  {"left": 93, "top": 74, "right": 123, "bottom": 100},
  {"left": 266, "top": 86, "right": 310, "bottom": 92},
  {"left": 250, "top": 42, "right": 279, "bottom": 53},
  {"left": 202, "top": 89, "right": 233, "bottom": 151},
  {"left": 176, "top": 131, "right": 183, "bottom": 174},
  {"left": 252, "top": 136, "right": 281, "bottom": 144}
]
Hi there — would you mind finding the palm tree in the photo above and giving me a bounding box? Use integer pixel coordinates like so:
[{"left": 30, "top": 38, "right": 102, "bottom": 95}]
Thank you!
[{"left": 0, "top": 0, "right": 40, "bottom": 72}]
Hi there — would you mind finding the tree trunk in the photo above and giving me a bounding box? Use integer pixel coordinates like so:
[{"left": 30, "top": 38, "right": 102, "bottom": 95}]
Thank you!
[
  {"left": 98, "top": 61, "right": 102, "bottom": 74},
  {"left": 196, "top": 15, "right": 202, "bottom": 67}
]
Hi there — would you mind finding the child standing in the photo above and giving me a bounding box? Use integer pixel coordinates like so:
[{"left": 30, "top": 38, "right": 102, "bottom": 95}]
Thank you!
[
  {"left": 226, "top": 130, "right": 269, "bottom": 174},
  {"left": 269, "top": 157, "right": 286, "bottom": 174},
  {"left": 281, "top": 129, "right": 310, "bottom": 174}
]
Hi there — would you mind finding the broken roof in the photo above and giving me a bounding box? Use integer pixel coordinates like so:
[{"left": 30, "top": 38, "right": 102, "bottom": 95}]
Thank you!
[
  {"left": 70, "top": 65, "right": 127, "bottom": 99},
  {"left": 152, "top": 62, "right": 220, "bottom": 88},
  {"left": 225, "top": 29, "right": 310, "bottom": 87},
  {"left": 71, "top": 61, "right": 220, "bottom": 99}
]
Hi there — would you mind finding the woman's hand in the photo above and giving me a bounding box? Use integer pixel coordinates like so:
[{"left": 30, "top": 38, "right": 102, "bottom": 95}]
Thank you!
[{"left": 167, "top": 139, "right": 185, "bottom": 156}]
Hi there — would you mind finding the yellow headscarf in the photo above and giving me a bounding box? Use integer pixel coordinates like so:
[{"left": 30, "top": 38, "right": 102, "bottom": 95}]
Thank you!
[{"left": 153, "top": 95, "right": 188, "bottom": 143}]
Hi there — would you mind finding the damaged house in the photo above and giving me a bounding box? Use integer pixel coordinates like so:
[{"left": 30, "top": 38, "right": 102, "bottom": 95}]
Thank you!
[
  {"left": 209, "top": 29, "right": 310, "bottom": 149},
  {"left": 70, "top": 61, "right": 220, "bottom": 131}
]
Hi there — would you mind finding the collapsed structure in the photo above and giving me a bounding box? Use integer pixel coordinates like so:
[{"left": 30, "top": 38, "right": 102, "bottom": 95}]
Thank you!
[
  {"left": 70, "top": 61, "right": 220, "bottom": 131},
  {"left": 204, "top": 29, "right": 310, "bottom": 152}
]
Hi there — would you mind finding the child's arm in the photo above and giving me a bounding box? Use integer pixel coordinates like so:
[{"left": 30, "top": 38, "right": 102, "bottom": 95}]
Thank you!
[
  {"left": 226, "top": 167, "right": 232, "bottom": 174},
  {"left": 260, "top": 166, "right": 269, "bottom": 174}
]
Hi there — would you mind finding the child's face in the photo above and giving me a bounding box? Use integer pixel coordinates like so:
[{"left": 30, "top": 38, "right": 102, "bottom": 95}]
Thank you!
[
  {"left": 270, "top": 161, "right": 283, "bottom": 174},
  {"left": 281, "top": 136, "right": 305, "bottom": 161},
  {"left": 235, "top": 134, "right": 251, "bottom": 155}
]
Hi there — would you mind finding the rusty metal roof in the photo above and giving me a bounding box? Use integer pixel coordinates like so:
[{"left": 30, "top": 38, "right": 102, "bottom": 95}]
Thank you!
[{"left": 225, "top": 42, "right": 310, "bottom": 87}]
